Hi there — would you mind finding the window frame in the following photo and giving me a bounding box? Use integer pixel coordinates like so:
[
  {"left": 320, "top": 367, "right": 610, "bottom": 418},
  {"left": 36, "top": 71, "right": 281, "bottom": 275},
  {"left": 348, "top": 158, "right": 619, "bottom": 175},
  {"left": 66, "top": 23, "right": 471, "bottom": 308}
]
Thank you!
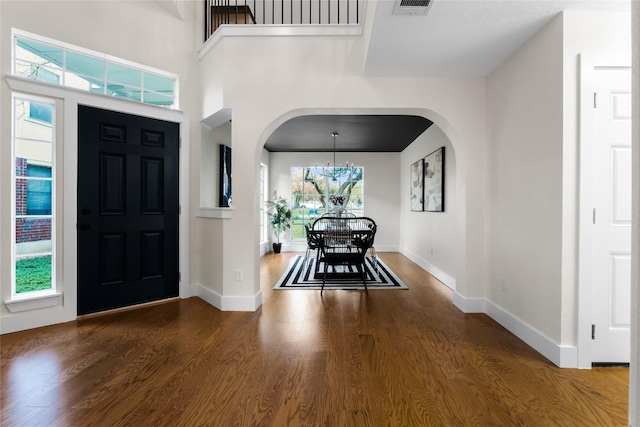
[
  {"left": 290, "top": 166, "right": 364, "bottom": 240},
  {"left": 12, "top": 28, "right": 179, "bottom": 109},
  {"left": 12, "top": 93, "right": 57, "bottom": 298},
  {"left": 259, "top": 163, "right": 268, "bottom": 243}
]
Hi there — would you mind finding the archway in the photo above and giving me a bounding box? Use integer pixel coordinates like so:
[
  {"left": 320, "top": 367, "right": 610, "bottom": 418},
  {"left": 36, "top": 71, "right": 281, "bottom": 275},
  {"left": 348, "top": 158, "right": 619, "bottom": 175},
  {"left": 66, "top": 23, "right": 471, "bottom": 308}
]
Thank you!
[{"left": 255, "top": 108, "right": 464, "bottom": 294}]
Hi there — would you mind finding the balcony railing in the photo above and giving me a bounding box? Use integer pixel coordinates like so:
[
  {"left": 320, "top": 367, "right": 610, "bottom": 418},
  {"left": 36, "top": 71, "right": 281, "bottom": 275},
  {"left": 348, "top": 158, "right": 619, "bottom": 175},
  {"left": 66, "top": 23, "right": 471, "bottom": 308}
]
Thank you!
[{"left": 205, "top": 0, "right": 361, "bottom": 41}]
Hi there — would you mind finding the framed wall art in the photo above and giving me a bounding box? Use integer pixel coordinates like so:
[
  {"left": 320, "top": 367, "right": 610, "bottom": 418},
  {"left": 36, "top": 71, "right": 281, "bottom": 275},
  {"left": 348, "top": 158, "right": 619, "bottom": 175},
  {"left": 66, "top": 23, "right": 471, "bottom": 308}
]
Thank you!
[
  {"left": 424, "top": 147, "right": 445, "bottom": 212},
  {"left": 219, "top": 144, "right": 232, "bottom": 207},
  {"left": 410, "top": 158, "right": 424, "bottom": 211}
]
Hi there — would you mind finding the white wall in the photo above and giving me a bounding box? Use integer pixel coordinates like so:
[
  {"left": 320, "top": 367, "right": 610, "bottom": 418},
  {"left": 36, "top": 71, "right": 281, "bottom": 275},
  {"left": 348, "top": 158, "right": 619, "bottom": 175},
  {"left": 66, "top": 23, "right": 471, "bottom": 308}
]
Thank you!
[
  {"left": 199, "top": 74, "right": 486, "bottom": 308},
  {"left": 486, "top": 11, "right": 631, "bottom": 367},
  {"left": 0, "top": 1, "right": 201, "bottom": 330},
  {"left": 194, "top": 3, "right": 488, "bottom": 313},
  {"left": 487, "top": 14, "right": 564, "bottom": 345},
  {"left": 400, "top": 126, "right": 457, "bottom": 289},
  {"left": 562, "top": 11, "right": 632, "bottom": 349},
  {"left": 268, "top": 151, "right": 401, "bottom": 252}
]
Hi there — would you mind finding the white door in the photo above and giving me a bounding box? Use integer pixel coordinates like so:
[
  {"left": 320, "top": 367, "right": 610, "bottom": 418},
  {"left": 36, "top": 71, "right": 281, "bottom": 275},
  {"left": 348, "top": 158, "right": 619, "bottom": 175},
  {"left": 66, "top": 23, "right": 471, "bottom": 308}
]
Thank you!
[{"left": 592, "top": 67, "right": 632, "bottom": 363}]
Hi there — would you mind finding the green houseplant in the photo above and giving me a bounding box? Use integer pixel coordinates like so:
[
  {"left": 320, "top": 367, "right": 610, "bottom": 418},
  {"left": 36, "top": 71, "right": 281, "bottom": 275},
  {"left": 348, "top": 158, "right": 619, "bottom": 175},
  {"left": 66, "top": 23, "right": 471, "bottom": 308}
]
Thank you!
[{"left": 266, "top": 196, "right": 292, "bottom": 253}]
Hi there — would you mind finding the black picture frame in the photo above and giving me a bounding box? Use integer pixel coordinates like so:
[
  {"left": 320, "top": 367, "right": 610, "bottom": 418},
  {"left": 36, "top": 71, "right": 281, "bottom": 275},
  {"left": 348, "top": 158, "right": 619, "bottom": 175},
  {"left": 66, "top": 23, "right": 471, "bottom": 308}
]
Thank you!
[
  {"left": 424, "top": 146, "right": 445, "bottom": 212},
  {"left": 410, "top": 158, "right": 424, "bottom": 211},
  {"left": 219, "top": 144, "right": 232, "bottom": 207}
]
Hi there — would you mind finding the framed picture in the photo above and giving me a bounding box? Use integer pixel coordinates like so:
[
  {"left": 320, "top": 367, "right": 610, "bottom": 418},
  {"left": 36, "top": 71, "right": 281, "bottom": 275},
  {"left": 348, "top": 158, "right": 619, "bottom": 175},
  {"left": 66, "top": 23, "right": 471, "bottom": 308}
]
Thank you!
[
  {"left": 424, "top": 147, "right": 445, "bottom": 212},
  {"left": 219, "top": 144, "right": 232, "bottom": 207},
  {"left": 410, "top": 158, "right": 424, "bottom": 211}
]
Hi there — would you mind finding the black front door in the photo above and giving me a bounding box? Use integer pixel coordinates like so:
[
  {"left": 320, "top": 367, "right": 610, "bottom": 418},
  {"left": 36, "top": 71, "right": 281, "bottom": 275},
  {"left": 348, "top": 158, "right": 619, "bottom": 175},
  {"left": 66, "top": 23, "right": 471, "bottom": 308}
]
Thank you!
[{"left": 77, "top": 106, "right": 179, "bottom": 315}]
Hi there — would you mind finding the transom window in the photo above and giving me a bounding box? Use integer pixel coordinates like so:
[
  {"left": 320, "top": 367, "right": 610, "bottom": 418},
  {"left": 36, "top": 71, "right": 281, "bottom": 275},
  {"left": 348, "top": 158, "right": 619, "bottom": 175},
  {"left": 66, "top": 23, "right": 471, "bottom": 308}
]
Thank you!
[
  {"left": 12, "top": 29, "right": 178, "bottom": 108},
  {"left": 290, "top": 166, "right": 364, "bottom": 239}
]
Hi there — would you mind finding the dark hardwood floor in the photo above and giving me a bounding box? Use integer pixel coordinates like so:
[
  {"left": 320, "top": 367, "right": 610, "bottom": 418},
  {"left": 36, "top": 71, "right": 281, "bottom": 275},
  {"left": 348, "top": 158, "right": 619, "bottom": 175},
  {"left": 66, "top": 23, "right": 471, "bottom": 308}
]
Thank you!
[{"left": 1, "top": 252, "right": 628, "bottom": 426}]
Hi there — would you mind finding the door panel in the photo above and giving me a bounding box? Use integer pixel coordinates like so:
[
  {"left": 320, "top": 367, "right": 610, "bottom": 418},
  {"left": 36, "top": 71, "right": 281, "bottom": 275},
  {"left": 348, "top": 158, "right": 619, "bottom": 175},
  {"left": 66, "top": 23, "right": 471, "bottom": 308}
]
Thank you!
[
  {"left": 78, "top": 106, "right": 179, "bottom": 315},
  {"left": 592, "top": 68, "right": 631, "bottom": 363}
]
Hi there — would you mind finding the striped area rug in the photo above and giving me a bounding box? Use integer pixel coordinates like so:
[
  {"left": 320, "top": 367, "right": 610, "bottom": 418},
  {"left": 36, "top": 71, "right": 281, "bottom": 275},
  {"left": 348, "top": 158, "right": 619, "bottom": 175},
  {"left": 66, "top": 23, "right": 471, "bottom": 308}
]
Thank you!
[{"left": 274, "top": 255, "right": 408, "bottom": 290}]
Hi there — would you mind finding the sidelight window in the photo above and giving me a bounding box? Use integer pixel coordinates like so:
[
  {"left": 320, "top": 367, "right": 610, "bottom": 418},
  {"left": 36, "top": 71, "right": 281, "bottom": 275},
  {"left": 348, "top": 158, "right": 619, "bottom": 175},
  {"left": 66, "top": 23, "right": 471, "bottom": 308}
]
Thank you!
[{"left": 13, "top": 95, "right": 56, "bottom": 296}]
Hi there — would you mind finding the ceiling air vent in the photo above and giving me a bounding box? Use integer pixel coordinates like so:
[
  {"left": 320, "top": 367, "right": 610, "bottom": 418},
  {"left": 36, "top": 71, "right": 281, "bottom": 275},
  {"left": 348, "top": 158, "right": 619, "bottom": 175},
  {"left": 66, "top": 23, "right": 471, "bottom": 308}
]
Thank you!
[{"left": 393, "top": 0, "right": 434, "bottom": 15}]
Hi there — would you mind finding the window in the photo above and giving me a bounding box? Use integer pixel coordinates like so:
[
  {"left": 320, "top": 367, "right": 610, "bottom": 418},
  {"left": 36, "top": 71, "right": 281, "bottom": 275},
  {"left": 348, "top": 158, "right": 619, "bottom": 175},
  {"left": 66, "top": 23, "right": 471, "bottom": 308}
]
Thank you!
[
  {"left": 28, "top": 102, "right": 54, "bottom": 123},
  {"left": 13, "top": 29, "right": 177, "bottom": 108},
  {"left": 259, "top": 163, "right": 268, "bottom": 243},
  {"left": 26, "top": 165, "right": 52, "bottom": 215},
  {"left": 290, "top": 166, "right": 364, "bottom": 239},
  {"left": 13, "top": 96, "right": 55, "bottom": 295}
]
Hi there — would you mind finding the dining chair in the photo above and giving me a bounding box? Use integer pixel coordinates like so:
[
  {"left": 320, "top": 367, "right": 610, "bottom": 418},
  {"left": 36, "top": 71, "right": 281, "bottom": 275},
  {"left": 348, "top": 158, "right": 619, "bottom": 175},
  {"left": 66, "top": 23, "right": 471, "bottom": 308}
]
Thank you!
[
  {"left": 303, "top": 223, "right": 322, "bottom": 269},
  {"left": 319, "top": 218, "right": 376, "bottom": 295}
]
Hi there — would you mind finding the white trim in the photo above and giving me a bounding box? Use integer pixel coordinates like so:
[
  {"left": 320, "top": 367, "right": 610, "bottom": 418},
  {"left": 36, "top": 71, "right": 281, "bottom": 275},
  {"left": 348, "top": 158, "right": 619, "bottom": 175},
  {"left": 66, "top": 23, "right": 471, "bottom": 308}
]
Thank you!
[
  {"left": 196, "top": 207, "right": 234, "bottom": 219},
  {"left": 577, "top": 53, "right": 632, "bottom": 368},
  {"left": 260, "top": 241, "right": 270, "bottom": 256},
  {"left": 1, "top": 306, "right": 67, "bottom": 334},
  {"left": 451, "top": 292, "right": 485, "bottom": 313},
  {"left": 12, "top": 28, "right": 178, "bottom": 82},
  {"left": 401, "top": 248, "right": 457, "bottom": 290},
  {"left": 2, "top": 76, "right": 191, "bottom": 334},
  {"left": 179, "top": 117, "right": 191, "bottom": 299},
  {"left": 202, "top": 108, "right": 232, "bottom": 129},
  {"left": 452, "top": 293, "right": 578, "bottom": 368},
  {"left": 10, "top": 92, "right": 57, "bottom": 300},
  {"left": 194, "top": 283, "right": 263, "bottom": 311},
  {"left": 12, "top": 28, "right": 178, "bottom": 109},
  {"left": 198, "top": 24, "right": 364, "bottom": 60},
  {"left": 193, "top": 283, "right": 222, "bottom": 308},
  {"left": 484, "top": 299, "right": 576, "bottom": 368},
  {"left": 4, "top": 292, "right": 62, "bottom": 313}
]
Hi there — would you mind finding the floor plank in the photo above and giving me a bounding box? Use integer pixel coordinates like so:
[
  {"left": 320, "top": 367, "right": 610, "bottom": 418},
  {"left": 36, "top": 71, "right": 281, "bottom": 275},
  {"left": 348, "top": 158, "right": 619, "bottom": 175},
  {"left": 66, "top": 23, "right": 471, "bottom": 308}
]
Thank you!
[{"left": 1, "top": 252, "right": 629, "bottom": 426}]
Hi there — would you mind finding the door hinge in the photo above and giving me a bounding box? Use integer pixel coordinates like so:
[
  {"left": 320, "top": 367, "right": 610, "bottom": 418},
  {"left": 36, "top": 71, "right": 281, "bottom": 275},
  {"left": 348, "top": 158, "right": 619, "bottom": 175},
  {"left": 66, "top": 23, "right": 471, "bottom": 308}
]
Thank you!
[
  {"left": 593, "top": 92, "right": 597, "bottom": 108},
  {"left": 178, "top": 272, "right": 181, "bottom": 282},
  {"left": 592, "top": 324, "right": 596, "bottom": 340},
  {"left": 179, "top": 204, "right": 181, "bottom": 215},
  {"left": 592, "top": 208, "right": 596, "bottom": 224},
  {"left": 179, "top": 137, "right": 182, "bottom": 148}
]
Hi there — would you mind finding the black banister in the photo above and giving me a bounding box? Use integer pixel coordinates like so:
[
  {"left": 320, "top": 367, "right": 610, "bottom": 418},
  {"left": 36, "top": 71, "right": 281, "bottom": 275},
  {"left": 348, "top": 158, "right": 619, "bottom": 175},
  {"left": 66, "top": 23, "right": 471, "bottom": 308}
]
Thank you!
[{"left": 205, "top": 0, "right": 361, "bottom": 41}]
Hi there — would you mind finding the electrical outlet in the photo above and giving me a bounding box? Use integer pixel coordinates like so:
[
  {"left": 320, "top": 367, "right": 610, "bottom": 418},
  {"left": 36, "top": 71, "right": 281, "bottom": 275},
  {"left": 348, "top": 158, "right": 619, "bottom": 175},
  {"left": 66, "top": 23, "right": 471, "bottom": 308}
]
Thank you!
[
  {"left": 500, "top": 278, "right": 507, "bottom": 292},
  {"left": 235, "top": 269, "right": 244, "bottom": 281}
]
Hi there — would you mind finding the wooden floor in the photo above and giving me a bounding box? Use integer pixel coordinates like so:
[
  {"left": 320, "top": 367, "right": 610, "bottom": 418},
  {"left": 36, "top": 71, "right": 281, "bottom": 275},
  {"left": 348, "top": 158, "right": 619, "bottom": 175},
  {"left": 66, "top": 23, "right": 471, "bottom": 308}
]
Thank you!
[{"left": 1, "top": 252, "right": 629, "bottom": 426}]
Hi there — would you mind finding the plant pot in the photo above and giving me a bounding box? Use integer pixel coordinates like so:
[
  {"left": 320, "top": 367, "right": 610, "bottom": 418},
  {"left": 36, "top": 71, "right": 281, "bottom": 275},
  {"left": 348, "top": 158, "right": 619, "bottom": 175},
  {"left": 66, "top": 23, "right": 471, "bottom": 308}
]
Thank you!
[{"left": 272, "top": 243, "right": 282, "bottom": 254}]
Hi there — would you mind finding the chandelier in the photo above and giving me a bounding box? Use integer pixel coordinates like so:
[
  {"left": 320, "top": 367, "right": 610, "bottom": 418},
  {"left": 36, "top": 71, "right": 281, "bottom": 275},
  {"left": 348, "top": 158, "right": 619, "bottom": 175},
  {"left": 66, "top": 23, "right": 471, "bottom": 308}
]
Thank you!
[{"left": 316, "top": 131, "right": 355, "bottom": 181}]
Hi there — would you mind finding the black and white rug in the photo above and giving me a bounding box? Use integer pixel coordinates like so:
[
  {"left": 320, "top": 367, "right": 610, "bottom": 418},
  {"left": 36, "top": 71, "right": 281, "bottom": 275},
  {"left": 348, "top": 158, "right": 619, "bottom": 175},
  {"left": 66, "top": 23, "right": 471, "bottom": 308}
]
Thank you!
[{"left": 274, "top": 256, "right": 408, "bottom": 290}]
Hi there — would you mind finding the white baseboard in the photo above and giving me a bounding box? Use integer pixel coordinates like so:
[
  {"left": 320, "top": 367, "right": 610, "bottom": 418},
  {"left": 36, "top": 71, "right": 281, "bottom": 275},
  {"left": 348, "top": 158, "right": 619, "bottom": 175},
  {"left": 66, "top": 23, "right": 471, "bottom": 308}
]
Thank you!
[
  {"left": 1, "top": 306, "right": 70, "bottom": 334},
  {"left": 452, "top": 292, "right": 485, "bottom": 312},
  {"left": 452, "top": 291, "right": 578, "bottom": 368},
  {"left": 259, "top": 242, "right": 269, "bottom": 256},
  {"left": 193, "top": 283, "right": 262, "bottom": 312},
  {"left": 401, "top": 248, "right": 457, "bottom": 290}
]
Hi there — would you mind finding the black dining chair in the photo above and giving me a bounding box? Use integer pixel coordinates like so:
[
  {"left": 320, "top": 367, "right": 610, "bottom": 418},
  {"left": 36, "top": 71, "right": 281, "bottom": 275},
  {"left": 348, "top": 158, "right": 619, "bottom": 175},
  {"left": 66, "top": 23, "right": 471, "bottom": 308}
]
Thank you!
[
  {"left": 319, "top": 218, "right": 376, "bottom": 295},
  {"left": 303, "top": 223, "right": 322, "bottom": 269}
]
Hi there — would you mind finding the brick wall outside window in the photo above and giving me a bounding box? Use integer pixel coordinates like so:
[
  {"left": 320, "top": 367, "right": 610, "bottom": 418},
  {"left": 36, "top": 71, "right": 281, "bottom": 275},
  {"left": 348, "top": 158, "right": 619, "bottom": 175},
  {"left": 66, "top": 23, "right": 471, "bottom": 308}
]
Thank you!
[{"left": 15, "top": 157, "right": 51, "bottom": 243}]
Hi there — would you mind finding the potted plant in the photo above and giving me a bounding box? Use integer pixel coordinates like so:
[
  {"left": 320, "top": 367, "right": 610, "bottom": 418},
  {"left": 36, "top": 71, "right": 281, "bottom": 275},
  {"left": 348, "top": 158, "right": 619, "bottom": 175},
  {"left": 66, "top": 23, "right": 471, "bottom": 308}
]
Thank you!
[{"left": 266, "top": 196, "right": 292, "bottom": 253}]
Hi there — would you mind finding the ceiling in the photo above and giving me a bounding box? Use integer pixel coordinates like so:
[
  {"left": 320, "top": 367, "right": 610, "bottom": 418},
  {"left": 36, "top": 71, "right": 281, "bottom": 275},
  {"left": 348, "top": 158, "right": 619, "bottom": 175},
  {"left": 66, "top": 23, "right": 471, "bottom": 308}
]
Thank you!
[
  {"left": 261, "top": 0, "right": 631, "bottom": 152},
  {"left": 365, "top": 0, "right": 630, "bottom": 77},
  {"left": 264, "top": 115, "right": 433, "bottom": 152}
]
